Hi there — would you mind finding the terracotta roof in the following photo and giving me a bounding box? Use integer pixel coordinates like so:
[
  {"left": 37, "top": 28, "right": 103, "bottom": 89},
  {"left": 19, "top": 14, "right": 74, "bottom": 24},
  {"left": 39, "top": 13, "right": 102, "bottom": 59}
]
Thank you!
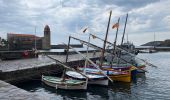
[{"left": 7, "top": 33, "right": 40, "bottom": 38}]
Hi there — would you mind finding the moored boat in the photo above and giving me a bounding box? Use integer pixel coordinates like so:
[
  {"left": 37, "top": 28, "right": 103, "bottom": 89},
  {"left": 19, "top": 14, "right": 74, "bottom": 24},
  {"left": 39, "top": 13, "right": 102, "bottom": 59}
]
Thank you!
[
  {"left": 66, "top": 71, "right": 109, "bottom": 86},
  {"left": 80, "top": 67, "right": 132, "bottom": 83},
  {"left": 42, "top": 75, "right": 88, "bottom": 90}
]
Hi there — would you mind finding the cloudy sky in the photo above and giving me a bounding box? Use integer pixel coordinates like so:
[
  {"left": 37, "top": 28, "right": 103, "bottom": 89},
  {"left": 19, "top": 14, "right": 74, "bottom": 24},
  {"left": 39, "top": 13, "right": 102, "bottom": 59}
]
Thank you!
[{"left": 0, "top": 0, "right": 170, "bottom": 46}]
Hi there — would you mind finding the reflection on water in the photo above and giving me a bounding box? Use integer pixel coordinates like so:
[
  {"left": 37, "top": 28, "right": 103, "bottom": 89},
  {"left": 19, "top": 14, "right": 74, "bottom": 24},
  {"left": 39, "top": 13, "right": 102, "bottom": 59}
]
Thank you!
[
  {"left": 15, "top": 52, "right": 170, "bottom": 99},
  {"left": 15, "top": 75, "right": 146, "bottom": 100}
]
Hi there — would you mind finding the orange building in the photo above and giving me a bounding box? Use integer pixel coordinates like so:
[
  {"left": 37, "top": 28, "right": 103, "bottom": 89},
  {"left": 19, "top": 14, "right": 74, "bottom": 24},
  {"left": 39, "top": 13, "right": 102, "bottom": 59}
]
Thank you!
[{"left": 7, "top": 25, "right": 51, "bottom": 50}]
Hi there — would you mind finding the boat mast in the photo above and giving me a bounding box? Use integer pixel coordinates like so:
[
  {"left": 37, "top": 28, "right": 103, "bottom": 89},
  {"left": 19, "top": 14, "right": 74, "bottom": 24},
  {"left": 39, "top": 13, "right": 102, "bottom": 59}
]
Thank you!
[
  {"left": 34, "top": 26, "right": 37, "bottom": 58},
  {"left": 118, "top": 14, "right": 128, "bottom": 64},
  {"left": 121, "top": 13, "right": 128, "bottom": 45},
  {"left": 62, "top": 36, "right": 71, "bottom": 81},
  {"left": 66, "top": 36, "right": 71, "bottom": 63},
  {"left": 34, "top": 26, "right": 37, "bottom": 50},
  {"left": 84, "top": 33, "right": 91, "bottom": 74},
  {"left": 111, "top": 18, "right": 120, "bottom": 67},
  {"left": 154, "top": 32, "right": 156, "bottom": 49},
  {"left": 99, "top": 10, "right": 112, "bottom": 68},
  {"left": 87, "top": 34, "right": 157, "bottom": 68},
  {"left": 69, "top": 36, "right": 147, "bottom": 72},
  {"left": 67, "top": 44, "right": 113, "bottom": 82}
]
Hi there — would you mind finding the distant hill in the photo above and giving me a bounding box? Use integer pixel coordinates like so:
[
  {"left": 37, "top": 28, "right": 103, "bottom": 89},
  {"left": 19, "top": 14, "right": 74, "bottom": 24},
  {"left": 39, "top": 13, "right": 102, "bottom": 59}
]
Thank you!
[
  {"left": 141, "top": 39, "right": 170, "bottom": 47},
  {"left": 141, "top": 41, "right": 162, "bottom": 46}
]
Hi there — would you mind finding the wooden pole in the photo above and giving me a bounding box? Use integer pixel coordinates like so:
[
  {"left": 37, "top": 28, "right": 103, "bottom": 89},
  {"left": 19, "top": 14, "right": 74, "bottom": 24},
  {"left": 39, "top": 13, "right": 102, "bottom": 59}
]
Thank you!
[
  {"left": 84, "top": 33, "right": 91, "bottom": 73},
  {"left": 89, "top": 34, "right": 158, "bottom": 68},
  {"left": 62, "top": 36, "right": 71, "bottom": 80},
  {"left": 111, "top": 18, "right": 120, "bottom": 67},
  {"left": 46, "top": 55, "right": 89, "bottom": 78},
  {"left": 70, "top": 37, "right": 147, "bottom": 72},
  {"left": 69, "top": 37, "right": 148, "bottom": 72},
  {"left": 113, "top": 18, "right": 120, "bottom": 52},
  {"left": 118, "top": 13, "right": 128, "bottom": 63},
  {"left": 99, "top": 10, "right": 112, "bottom": 68},
  {"left": 121, "top": 13, "right": 128, "bottom": 45},
  {"left": 118, "top": 13, "right": 128, "bottom": 64},
  {"left": 66, "top": 36, "right": 71, "bottom": 63},
  {"left": 64, "top": 43, "right": 113, "bottom": 82}
]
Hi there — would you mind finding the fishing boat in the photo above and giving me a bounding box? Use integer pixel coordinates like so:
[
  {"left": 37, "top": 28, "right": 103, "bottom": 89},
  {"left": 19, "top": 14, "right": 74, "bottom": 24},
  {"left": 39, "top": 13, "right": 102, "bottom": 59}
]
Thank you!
[
  {"left": 42, "top": 54, "right": 89, "bottom": 90},
  {"left": 42, "top": 75, "right": 87, "bottom": 90},
  {"left": 79, "top": 67, "right": 132, "bottom": 83},
  {"left": 66, "top": 71, "right": 108, "bottom": 86},
  {"left": 103, "top": 68, "right": 132, "bottom": 82},
  {"left": 96, "top": 60, "right": 131, "bottom": 70},
  {"left": 62, "top": 34, "right": 112, "bottom": 86}
]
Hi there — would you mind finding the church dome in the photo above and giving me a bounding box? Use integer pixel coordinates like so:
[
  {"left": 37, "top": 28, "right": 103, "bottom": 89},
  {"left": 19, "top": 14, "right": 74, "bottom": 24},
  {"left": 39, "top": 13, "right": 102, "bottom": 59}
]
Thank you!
[{"left": 44, "top": 25, "right": 50, "bottom": 32}]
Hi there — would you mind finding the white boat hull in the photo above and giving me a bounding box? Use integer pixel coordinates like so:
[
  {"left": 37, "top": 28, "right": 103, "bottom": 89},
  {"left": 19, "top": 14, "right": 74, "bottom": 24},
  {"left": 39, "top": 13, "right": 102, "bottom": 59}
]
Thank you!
[{"left": 66, "top": 71, "right": 109, "bottom": 86}]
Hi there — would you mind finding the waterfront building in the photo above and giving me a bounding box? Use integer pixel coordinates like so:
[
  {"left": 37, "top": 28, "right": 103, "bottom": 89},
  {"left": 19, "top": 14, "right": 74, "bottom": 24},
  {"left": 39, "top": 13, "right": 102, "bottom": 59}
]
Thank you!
[
  {"left": 7, "top": 33, "right": 42, "bottom": 50},
  {"left": 42, "top": 25, "right": 51, "bottom": 50},
  {"left": 7, "top": 25, "right": 51, "bottom": 50}
]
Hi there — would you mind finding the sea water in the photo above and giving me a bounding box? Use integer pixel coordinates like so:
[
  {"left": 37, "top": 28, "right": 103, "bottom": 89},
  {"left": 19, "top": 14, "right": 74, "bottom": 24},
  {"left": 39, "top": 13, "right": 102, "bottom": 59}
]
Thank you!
[{"left": 15, "top": 52, "right": 170, "bottom": 100}]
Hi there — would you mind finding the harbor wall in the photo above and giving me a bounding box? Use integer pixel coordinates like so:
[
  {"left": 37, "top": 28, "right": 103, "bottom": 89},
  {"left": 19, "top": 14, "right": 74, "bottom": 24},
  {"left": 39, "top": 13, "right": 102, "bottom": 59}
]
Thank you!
[
  {"left": 0, "top": 64, "right": 63, "bottom": 84},
  {"left": 0, "top": 57, "right": 99, "bottom": 84}
]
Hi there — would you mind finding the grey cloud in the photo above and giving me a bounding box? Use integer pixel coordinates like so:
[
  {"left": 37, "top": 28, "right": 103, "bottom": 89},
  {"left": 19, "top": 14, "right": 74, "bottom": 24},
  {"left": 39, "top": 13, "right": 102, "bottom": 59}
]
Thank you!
[
  {"left": 93, "top": 0, "right": 160, "bottom": 10},
  {"left": 0, "top": 0, "right": 169, "bottom": 45},
  {"left": 62, "top": 0, "right": 160, "bottom": 11}
]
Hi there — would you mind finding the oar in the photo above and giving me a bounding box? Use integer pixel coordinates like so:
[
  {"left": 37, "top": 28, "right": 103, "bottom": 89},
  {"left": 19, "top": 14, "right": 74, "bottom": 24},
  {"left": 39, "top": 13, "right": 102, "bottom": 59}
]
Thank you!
[
  {"left": 89, "top": 34, "right": 158, "bottom": 68},
  {"left": 62, "top": 43, "right": 113, "bottom": 83},
  {"left": 45, "top": 55, "right": 89, "bottom": 79}
]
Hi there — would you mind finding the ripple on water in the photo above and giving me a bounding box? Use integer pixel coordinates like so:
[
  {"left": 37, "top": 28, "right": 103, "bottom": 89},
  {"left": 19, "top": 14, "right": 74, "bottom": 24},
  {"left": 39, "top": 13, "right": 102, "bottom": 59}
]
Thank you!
[{"left": 14, "top": 52, "right": 170, "bottom": 100}]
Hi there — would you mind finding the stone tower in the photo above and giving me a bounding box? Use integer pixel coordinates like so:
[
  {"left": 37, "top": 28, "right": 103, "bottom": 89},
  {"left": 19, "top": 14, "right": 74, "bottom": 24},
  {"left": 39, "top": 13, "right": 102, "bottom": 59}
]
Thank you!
[{"left": 42, "top": 25, "right": 51, "bottom": 50}]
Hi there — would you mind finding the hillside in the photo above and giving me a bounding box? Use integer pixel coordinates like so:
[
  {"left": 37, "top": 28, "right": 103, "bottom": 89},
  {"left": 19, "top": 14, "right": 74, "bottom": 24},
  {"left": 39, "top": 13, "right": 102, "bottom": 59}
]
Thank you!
[{"left": 141, "top": 39, "right": 170, "bottom": 47}]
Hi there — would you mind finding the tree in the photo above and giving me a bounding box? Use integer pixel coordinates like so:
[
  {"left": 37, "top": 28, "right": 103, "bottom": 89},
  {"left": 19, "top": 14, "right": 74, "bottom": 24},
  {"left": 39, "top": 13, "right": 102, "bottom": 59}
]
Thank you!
[{"left": 1, "top": 39, "right": 8, "bottom": 47}]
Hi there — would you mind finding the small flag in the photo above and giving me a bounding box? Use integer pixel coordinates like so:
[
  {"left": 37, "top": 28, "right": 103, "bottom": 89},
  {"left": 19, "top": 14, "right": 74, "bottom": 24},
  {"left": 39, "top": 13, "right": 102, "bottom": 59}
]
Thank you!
[
  {"left": 83, "top": 28, "right": 88, "bottom": 33},
  {"left": 112, "top": 23, "right": 119, "bottom": 29}
]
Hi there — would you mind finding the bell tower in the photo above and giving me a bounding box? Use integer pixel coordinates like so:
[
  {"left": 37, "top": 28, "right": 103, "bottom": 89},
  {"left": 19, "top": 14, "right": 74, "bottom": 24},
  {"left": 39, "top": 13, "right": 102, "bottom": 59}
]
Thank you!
[{"left": 42, "top": 25, "right": 51, "bottom": 50}]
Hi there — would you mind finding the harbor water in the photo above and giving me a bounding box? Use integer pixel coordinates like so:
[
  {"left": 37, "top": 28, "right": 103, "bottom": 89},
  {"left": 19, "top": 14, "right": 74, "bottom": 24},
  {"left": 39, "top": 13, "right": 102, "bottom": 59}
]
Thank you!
[{"left": 15, "top": 52, "right": 170, "bottom": 100}]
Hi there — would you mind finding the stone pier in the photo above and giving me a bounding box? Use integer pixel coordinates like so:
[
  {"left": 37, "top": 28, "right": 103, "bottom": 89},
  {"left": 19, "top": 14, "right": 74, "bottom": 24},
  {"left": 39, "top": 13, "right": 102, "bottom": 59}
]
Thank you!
[
  {"left": 0, "top": 52, "right": 101, "bottom": 83},
  {"left": 0, "top": 52, "right": 101, "bottom": 99},
  {"left": 0, "top": 80, "right": 50, "bottom": 100}
]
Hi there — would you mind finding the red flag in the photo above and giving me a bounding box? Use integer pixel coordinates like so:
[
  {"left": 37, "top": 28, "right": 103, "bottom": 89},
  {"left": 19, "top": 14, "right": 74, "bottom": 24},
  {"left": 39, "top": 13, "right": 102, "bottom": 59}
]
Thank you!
[{"left": 112, "top": 23, "right": 119, "bottom": 29}]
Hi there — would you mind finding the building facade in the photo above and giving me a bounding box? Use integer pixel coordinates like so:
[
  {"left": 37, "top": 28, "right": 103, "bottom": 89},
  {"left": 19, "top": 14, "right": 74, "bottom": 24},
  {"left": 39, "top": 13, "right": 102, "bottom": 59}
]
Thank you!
[
  {"left": 7, "top": 25, "right": 51, "bottom": 50},
  {"left": 42, "top": 25, "right": 51, "bottom": 50}
]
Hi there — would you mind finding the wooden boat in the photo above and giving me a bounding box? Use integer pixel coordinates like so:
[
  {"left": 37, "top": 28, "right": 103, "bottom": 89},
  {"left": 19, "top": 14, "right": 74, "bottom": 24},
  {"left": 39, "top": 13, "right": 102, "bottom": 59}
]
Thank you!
[
  {"left": 42, "top": 55, "right": 89, "bottom": 90},
  {"left": 107, "top": 71, "right": 131, "bottom": 83},
  {"left": 96, "top": 59, "right": 146, "bottom": 75},
  {"left": 62, "top": 40, "right": 113, "bottom": 86},
  {"left": 66, "top": 71, "right": 108, "bottom": 86},
  {"left": 95, "top": 61, "right": 132, "bottom": 70},
  {"left": 80, "top": 67, "right": 132, "bottom": 83},
  {"left": 42, "top": 75, "right": 87, "bottom": 90}
]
